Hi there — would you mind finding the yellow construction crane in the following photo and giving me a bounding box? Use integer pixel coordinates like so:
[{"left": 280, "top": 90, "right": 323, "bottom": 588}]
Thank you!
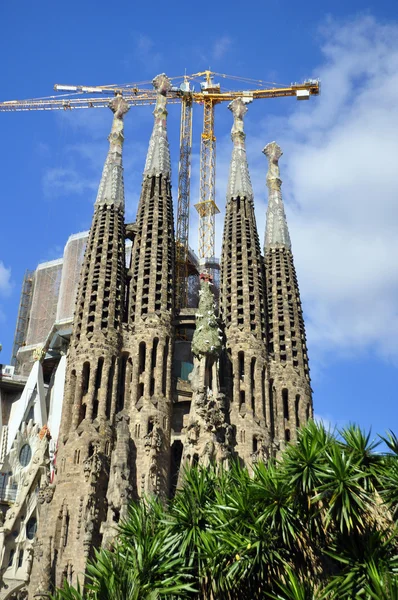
[{"left": 0, "top": 72, "right": 320, "bottom": 308}]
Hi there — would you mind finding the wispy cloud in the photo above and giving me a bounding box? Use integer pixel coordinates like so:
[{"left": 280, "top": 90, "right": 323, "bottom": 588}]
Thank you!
[
  {"left": 43, "top": 167, "right": 98, "bottom": 198},
  {"left": 0, "top": 261, "right": 12, "bottom": 296},
  {"left": 212, "top": 36, "right": 232, "bottom": 61},
  {"left": 277, "top": 15, "right": 398, "bottom": 364},
  {"left": 130, "top": 33, "right": 162, "bottom": 72},
  {"left": 211, "top": 15, "right": 398, "bottom": 365},
  {"left": 0, "top": 261, "right": 12, "bottom": 328}
]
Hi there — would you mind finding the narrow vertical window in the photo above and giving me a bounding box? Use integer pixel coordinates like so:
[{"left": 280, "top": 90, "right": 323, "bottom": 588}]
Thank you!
[
  {"left": 282, "top": 388, "right": 289, "bottom": 420},
  {"left": 139, "top": 342, "right": 146, "bottom": 375},
  {"left": 238, "top": 351, "right": 245, "bottom": 380},
  {"left": 295, "top": 395, "right": 300, "bottom": 428}
]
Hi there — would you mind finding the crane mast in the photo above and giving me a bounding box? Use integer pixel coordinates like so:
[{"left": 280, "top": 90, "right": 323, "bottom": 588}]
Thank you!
[
  {"left": 0, "top": 73, "right": 320, "bottom": 309},
  {"left": 193, "top": 72, "right": 221, "bottom": 272},
  {"left": 176, "top": 92, "right": 193, "bottom": 309}
]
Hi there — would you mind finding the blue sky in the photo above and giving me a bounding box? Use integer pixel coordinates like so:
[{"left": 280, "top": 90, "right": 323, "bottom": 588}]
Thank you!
[{"left": 0, "top": 0, "right": 397, "bottom": 440}]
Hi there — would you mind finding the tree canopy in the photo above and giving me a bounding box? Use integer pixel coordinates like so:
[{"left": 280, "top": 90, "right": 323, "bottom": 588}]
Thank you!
[{"left": 53, "top": 421, "right": 398, "bottom": 599}]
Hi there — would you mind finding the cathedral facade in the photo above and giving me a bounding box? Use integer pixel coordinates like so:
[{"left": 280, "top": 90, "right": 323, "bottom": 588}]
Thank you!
[{"left": 0, "top": 73, "right": 312, "bottom": 596}]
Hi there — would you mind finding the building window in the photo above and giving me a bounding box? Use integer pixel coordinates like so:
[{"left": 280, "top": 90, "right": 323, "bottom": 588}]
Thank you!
[
  {"left": 18, "top": 550, "right": 24, "bottom": 568},
  {"left": 282, "top": 389, "right": 289, "bottom": 420},
  {"left": 8, "top": 549, "right": 15, "bottom": 568},
  {"left": 26, "top": 516, "right": 37, "bottom": 540},
  {"left": 19, "top": 444, "right": 32, "bottom": 467}
]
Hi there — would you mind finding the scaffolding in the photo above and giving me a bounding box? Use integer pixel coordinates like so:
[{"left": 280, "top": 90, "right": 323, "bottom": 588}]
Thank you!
[
  {"left": 11, "top": 270, "right": 34, "bottom": 366},
  {"left": 25, "top": 259, "right": 63, "bottom": 347},
  {"left": 56, "top": 232, "right": 88, "bottom": 323}
]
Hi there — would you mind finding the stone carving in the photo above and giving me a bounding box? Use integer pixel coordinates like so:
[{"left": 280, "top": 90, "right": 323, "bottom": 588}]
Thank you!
[
  {"left": 33, "top": 346, "right": 45, "bottom": 362},
  {"left": 143, "top": 424, "right": 162, "bottom": 455},
  {"left": 38, "top": 480, "right": 55, "bottom": 505},
  {"left": 186, "top": 421, "right": 200, "bottom": 444},
  {"left": 83, "top": 447, "right": 103, "bottom": 484},
  {"left": 35, "top": 539, "right": 51, "bottom": 596},
  {"left": 227, "top": 97, "right": 253, "bottom": 201},
  {"left": 191, "top": 277, "right": 222, "bottom": 359},
  {"left": 263, "top": 142, "right": 291, "bottom": 250},
  {"left": 144, "top": 73, "right": 172, "bottom": 176},
  {"left": 95, "top": 95, "right": 129, "bottom": 207}
]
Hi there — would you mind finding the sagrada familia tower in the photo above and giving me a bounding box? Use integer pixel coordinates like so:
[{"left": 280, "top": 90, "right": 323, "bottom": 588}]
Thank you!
[{"left": 1, "top": 74, "right": 312, "bottom": 595}]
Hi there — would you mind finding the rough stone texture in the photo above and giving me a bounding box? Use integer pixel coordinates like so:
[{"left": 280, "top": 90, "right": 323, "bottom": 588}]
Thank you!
[
  {"left": 179, "top": 277, "right": 232, "bottom": 475},
  {"left": 125, "top": 75, "right": 175, "bottom": 500},
  {"left": 23, "top": 87, "right": 313, "bottom": 596},
  {"left": 263, "top": 142, "right": 312, "bottom": 447},
  {"left": 28, "top": 96, "right": 129, "bottom": 596},
  {"left": 220, "top": 100, "right": 269, "bottom": 465}
]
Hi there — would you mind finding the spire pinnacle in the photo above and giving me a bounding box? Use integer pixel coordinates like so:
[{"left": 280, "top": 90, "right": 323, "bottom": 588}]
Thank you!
[
  {"left": 263, "top": 141, "right": 291, "bottom": 250},
  {"left": 95, "top": 95, "right": 129, "bottom": 207},
  {"left": 227, "top": 98, "right": 253, "bottom": 201},
  {"left": 144, "top": 73, "right": 172, "bottom": 177}
]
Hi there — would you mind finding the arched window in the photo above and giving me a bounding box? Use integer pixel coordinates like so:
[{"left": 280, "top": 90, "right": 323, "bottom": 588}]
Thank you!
[
  {"left": 26, "top": 516, "right": 37, "bottom": 540},
  {"left": 19, "top": 444, "right": 32, "bottom": 467},
  {"left": 239, "top": 390, "right": 246, "bottom": 410}
]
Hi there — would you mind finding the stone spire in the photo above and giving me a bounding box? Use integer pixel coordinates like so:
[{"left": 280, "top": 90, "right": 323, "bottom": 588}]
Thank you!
[
  {"left": 144, "top": 73, "right": 172, "bottom": 177},
  {"left": 263, "top": 141, "right": 312, "bottom": 448},
  {"left": 126, "top": 73, "right": 175, "bottom": 499},
  {"left": 28, "top": 100, "right": 130, "bottom": 595},
  {"left": 263, "top": 142, "right": 291, "bottom": 250},
  {"left": 220, "top": 99, "right": 269, "bottom": 466},
  {"left": 95, "top": 95, "right": 129, "bottom": 207},
  {"left": 227, "top": 98, "right": 253, "bottom": 201}
]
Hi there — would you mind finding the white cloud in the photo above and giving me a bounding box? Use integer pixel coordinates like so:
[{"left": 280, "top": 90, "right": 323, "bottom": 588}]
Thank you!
[
  {"left": 0, "top": 261, "right": 12, "bottom": 296},
  {"left": 43, "top": 167, "right": 98, "bottom": 198},
  {"left": 212, "top": 15, "right": 398, "bottom": 364},
  {"left": 132, "top": 33, "right": 161, "bottom": 71},
  {"left": 212, "top": 36, "right": 232, "bottom": 61},
  {"left": 280, "top": 16, "right": 398, "bottom": 363}
]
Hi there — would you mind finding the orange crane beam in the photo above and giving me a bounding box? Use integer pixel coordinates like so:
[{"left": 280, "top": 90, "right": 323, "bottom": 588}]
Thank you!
[{"left": 0, "top": 72, "right": 320, "bottom": 307}]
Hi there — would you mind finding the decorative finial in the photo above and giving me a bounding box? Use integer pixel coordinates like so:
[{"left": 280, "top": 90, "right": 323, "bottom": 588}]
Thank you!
[
  {"left": 107, "top": 95, "right": 129, "bottom": 153},
  {"left": 153, "top": 73, "right": 172, "bottom": 96},
  {"left": 263, "top": 141, "right": 282, "bottom": 189},
  {"left": 95, "top": 95, "right": 128, "bottom": 207},
  {"left": 109, "top": 94, "right": 130, "bottom": 119},
  {"left": 227, "top": 97, "right": 253, "bottom": 201},
  {"left": 144, "top": 73, "right": 172, "bottom": 176},
  {"left": 263, "top": 141, "right": 291, "bottom": 250},
  {"left": 229, "top": 98, "right": 249, "bottom": 140}
]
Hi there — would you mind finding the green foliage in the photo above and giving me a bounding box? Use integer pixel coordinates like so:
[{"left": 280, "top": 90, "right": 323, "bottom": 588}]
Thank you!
[{"left": 52, "top": 420, "right": 398, "bottom": 600}]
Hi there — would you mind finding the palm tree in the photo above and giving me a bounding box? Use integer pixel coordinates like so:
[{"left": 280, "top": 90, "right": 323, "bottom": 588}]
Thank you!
[{"left": 53, "top": 420, "right": 398, "bottom": 600}]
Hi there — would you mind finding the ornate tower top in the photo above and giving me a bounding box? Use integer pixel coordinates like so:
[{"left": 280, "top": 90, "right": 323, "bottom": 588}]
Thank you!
[
  {"left": 263, "top": 141, "right": 291, "bottom": 250},
  {"left": 95, "top": 95, "right": 129, "bottom": 207},
  {"left": 227, "top": 98, "right": 253, "bottom": 201},
  {"left": 144, "top": 73, "right": 172, "bottom": 177}
]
